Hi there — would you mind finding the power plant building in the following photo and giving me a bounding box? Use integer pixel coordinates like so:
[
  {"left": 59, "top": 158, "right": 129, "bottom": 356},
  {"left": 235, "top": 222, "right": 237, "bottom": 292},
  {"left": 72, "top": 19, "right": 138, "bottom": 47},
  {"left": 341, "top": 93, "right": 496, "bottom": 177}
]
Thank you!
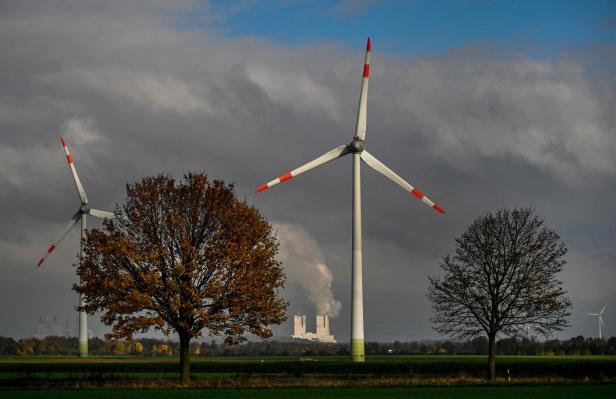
[{"left": 292, "top": 314, "right": 336, "bottom": 343}]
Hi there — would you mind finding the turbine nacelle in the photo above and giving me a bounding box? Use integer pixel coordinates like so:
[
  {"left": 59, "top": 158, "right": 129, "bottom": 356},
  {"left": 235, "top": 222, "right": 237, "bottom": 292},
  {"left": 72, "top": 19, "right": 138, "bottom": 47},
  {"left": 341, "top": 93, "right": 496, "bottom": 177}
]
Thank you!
[
  {"left": 348, "top": 139, "right": 365, "bottom": 153},
  {"left": 80, "top": 204, "right": 91, "bottom": 214}
]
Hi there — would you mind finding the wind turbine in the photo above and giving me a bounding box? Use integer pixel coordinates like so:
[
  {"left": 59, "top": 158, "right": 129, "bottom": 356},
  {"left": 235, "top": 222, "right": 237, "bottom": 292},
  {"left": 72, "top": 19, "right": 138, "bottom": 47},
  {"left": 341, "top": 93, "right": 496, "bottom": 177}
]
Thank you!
[
  {"left": 255, "top": 38, "right": 445, "bottom": 362},
  {"left": 587, "top": 304, "right": 607, "bottom": 340},
  {"left": 37, "top": 137, "right": 114, "bottom": 357}
]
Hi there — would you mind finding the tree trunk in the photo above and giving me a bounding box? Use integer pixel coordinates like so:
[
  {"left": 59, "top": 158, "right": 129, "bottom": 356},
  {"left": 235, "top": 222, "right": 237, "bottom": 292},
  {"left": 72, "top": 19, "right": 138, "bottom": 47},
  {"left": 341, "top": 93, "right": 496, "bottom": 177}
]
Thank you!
[
  {"left": 487, "top": 332, "right": 496, "bottom": 381},
  {"left": 179, "top": 333, "right": 191, "bottom": 386}
]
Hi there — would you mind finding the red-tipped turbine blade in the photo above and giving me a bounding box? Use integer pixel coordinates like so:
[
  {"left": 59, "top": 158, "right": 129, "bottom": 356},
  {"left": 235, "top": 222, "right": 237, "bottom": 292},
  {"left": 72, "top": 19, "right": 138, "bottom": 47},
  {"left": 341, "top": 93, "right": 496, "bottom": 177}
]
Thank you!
[
  {"left": 60, "top": 137, "right": 88, "bottom": 204},
  {"left": 360, "top": 150, "right": 445, "bottom": 214},
  {"left": 353, "top": 38, "right": 372, "bottom": 141},
  {"left": 256, "top": 145, "right": 350, "bottom": 193},
  {"left": 37, "top": 210, "right": 81, "bottom": 267}
]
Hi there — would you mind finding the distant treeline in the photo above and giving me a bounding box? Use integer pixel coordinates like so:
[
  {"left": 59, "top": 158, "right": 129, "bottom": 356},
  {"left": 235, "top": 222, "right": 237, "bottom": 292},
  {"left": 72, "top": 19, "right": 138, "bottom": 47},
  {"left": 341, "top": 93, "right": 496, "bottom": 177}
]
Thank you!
[{"left": 1, "top": 335, "right": 615, "bottom": 356}]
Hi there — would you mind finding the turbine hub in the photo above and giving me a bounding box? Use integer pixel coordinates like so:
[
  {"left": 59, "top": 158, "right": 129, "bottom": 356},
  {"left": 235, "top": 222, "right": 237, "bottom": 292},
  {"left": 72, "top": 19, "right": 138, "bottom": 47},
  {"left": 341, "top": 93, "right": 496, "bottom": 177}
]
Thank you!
[
  {"left": 349, "top": 139, "right": 364, "bottom": 153},
  {"left": 80, "top": 204, "right": 91, "bottom": 214}
]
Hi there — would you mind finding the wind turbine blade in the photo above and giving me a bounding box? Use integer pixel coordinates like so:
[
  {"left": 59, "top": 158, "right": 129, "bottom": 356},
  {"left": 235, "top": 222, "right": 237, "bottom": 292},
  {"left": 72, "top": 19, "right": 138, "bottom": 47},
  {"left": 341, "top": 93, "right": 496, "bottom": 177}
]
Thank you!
[
  {"left": 600, "top": 317, "right": 605, "bottom": 327},
  {"left": 89, "top": 209, "right": 114, "bottom": 219},
  {"left": 354, "top": 37, "right": 371, "bottom": 141},
  {"left": 37, "top": 210, "right": 82, "bottom": 267},
  {"left": 588, "top": 313, "right": 599, "bottom": 316},
  {"left": 256, "top": 145, "right": 350, "bottom": 193},
  {"left": 600, "top": 304, "right": 607, "bottom": 314},
  {"left": 361, "top": 150, "right": 445, "bottom": 214},
  {"left": 61, "top": 137, "right": 88, "bottom": 204}
]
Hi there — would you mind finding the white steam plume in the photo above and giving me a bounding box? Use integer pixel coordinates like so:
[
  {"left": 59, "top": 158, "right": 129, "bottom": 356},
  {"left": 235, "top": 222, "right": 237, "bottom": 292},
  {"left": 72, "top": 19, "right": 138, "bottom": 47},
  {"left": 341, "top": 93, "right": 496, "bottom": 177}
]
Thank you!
[{"left": 273, "top": 222, "right": 341, "bottom": 318}]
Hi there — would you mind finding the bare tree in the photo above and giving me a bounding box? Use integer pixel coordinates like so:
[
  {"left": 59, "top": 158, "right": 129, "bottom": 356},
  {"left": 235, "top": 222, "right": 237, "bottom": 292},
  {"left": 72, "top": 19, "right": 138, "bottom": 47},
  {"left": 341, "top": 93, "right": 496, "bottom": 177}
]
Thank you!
[
  {"left": 428, "top": 208, "right": 571, "bottom": 380},
  {"left": 74, "top": 173, "right": 287, "bottom": 385}
]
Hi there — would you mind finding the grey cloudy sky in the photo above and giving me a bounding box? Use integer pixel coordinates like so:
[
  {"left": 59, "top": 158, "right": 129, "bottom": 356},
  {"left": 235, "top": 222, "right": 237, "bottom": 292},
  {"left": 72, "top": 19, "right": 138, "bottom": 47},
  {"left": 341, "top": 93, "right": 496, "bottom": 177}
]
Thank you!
[{"left": 1, "top": 1, "right": 615, "bottom": 342}]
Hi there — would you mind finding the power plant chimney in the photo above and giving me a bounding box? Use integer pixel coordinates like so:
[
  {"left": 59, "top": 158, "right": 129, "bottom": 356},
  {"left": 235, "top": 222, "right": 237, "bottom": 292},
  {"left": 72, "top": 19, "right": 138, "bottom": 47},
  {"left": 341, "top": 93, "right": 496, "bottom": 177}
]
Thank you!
[{"left": 292, "top": 314, "right": 336, "bottom": 343}]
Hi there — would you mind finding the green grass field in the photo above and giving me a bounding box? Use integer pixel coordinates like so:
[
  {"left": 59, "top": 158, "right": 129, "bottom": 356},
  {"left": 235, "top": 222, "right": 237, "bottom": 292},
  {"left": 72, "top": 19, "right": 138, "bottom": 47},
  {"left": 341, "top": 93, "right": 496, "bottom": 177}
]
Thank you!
[
  {"left": 1, "top": 355, "right": 615, "bottom": 379},
  {"left": 2, "top": 385, "right": 616, "bottom": 399},
  {"left": 1, "top": 355, "right": 614, "bottom": 396},
  {"left": 3, "top": 354, "right": 616, "bottom": 364}
]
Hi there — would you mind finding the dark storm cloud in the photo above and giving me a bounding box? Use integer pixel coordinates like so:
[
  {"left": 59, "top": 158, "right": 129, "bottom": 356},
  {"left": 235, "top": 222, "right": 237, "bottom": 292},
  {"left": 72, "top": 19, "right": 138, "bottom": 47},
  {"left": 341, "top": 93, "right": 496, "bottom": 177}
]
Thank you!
[{"left": 1, "top": 1, "right": 614, "bottom": 341}]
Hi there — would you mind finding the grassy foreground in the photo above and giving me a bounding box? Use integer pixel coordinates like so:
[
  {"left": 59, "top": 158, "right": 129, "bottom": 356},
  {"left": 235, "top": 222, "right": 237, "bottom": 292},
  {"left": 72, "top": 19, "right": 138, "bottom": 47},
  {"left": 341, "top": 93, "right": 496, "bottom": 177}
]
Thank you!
[
  {"left": 1, "top": 355, "right": 614, "bottom": 391},
  {"left": 2, "top": 355, "right": 615, "bottom": 377},
  {"left": 2, "top": 385, "right": 616, "bottom": 399}
]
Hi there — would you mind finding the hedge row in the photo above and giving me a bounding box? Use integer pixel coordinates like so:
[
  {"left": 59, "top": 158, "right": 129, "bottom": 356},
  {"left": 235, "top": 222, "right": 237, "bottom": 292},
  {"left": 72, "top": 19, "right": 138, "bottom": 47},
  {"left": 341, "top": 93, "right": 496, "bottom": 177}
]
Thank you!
[{"left": 2, "top": 359, "right": 615, "bottom": 378}]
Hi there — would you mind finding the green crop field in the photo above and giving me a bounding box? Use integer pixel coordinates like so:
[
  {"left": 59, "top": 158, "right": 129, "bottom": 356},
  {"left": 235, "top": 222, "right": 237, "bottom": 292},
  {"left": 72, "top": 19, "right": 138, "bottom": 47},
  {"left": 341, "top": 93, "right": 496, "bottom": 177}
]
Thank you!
[
  {"left": 4, "top": 354, "right": 616, "bottom": 366},
  {"left": 1, "top": 355, "right": 615, "bottom": 395},
  {"left": 2, "top": 355, "right": 615, "bottom": 375},
  {"left": 2, "top": 385, "right": 616, "bottom": 399}
]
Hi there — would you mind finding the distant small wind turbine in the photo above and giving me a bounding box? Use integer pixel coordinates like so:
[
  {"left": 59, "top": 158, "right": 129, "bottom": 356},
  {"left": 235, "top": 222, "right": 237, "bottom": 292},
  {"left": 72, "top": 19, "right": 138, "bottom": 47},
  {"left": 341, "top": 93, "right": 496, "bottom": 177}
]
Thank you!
[
  {"left": 587, "top": 304, "right": 607, "bottom": 340},
  {"left": 37, "top": 137, "right": 114, "bottom": 357},
  {"left": 255, "top": 38, "right": 445, "bottom": 362}
]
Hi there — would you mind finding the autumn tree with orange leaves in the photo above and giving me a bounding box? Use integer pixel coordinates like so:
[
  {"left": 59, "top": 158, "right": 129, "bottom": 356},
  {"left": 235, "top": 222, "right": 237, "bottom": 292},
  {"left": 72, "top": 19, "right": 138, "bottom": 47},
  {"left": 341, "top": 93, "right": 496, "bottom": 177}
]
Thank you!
[{"left": 74, "top": 173, "right": 287, "bottom": 385}]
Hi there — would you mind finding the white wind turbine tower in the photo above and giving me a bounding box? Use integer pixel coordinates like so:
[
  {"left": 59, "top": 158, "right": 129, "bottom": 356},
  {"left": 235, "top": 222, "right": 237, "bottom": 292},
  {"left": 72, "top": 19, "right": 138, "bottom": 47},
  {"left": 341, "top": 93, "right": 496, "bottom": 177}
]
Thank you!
[
  {"left": 37, "top": 137, "right": 114, "bottom": 357},
  {"left": 587, "top": 304, "right": 607, "bottom": 340},
  {"left": 255, "top": 38, "right": 445, "bottom": 362}
]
